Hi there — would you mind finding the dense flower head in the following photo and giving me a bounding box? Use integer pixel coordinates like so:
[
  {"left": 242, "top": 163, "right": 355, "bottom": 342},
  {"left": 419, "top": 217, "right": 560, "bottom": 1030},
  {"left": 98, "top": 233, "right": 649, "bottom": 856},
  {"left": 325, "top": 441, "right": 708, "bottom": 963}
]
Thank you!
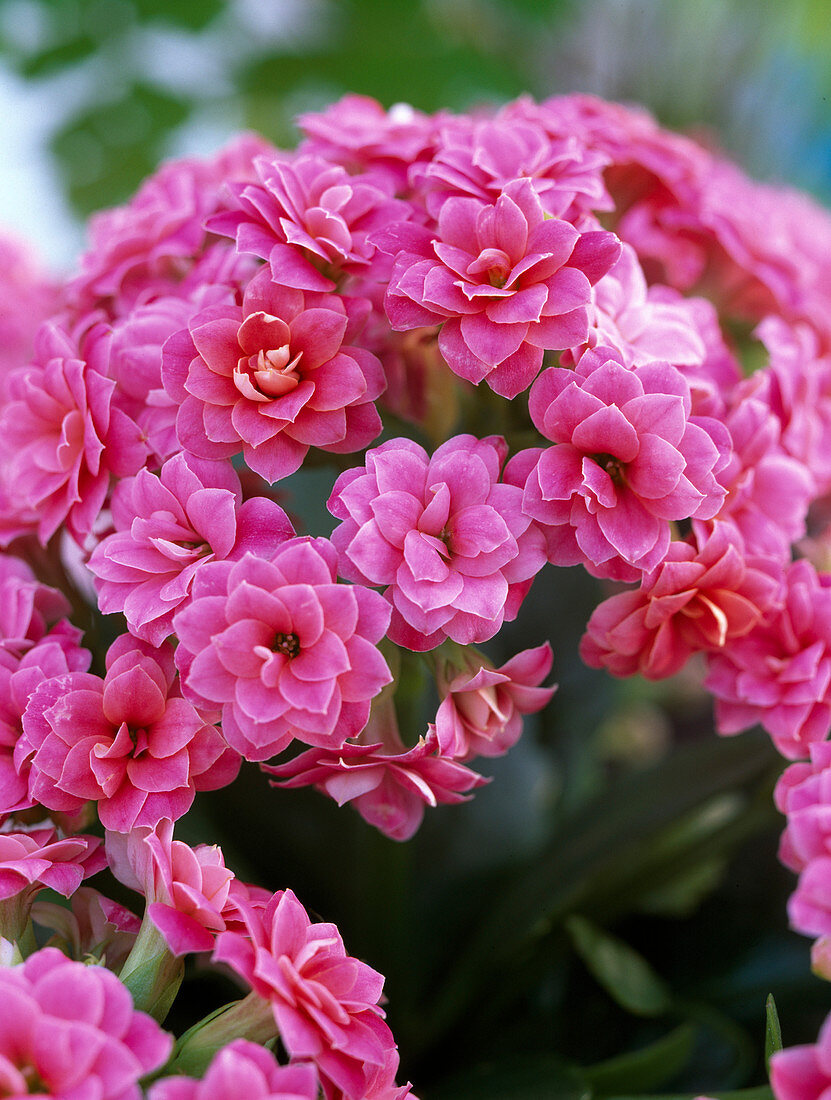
[
  {"left": 706, "top": 559, "right": 831, "bottom": 759},
  {"left": 106, "top": 818, "right": 241, "bottom": 956},
  {"left": 521, "top": 346, "right": 728, "bottom": 579},
  {"left": 265, "top": 697, "right": 486, "bottom": 841},
  {"left": 88, "top": 452, "right": 295, "bottom": 646},
  {"left": 580, "top": 520, "right": 782, "bottom": 680},
  {"left": 329, "top": 434, "right": 546, "bottom": 650},
  {"left": 0, "top": 320, "right": 146, "bottom": 544},
  {"left": 432, "top": 641, "right": 556, "bottom": 760},
  {"left": 148, "top": 1039, "right": 319, "bottom": 1100},
  {"left": 162, "top": 267, "right": 385, "bottom": 483},
  {"left": 208, "top": 151, "right": 410, "bottom": 291},
  {"left": 18, "top": 635, "right": 240, "bottom": 832},
  {"left": 0, "top": 946, "right": 172, "bottom": 1100},
  {"left": 174, "top": 537, "right": 392, "bottom": 761},
  {"left": 382, "top": 177, "right": 621, "bottom": 397},
  {"left": 214, "top": 888, "right": 398, "bottom": 1100}
]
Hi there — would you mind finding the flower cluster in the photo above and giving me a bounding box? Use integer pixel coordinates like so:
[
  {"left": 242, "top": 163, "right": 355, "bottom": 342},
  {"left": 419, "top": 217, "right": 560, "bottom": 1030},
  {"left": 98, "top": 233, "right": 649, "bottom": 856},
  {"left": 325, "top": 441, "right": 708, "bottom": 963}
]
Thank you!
[{"left": 3, "top": 88, "right": 831, "bottom": 1097}]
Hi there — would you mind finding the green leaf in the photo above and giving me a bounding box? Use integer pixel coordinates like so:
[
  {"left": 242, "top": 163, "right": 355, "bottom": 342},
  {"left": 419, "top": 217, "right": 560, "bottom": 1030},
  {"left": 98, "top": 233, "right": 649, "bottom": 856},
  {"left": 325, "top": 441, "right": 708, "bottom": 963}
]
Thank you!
[
  {"left": 428, "top": 1055, "right": 590, "bottom": 1100},
  {"left": 566, "top": 915, "right": 672, "bottom": 1017},
  {"left": 765, "top": 994, "right": 783, "bottom": 1070},
  {"left": 583, "top": 1025, "right": 697, "bottom": 1095}
]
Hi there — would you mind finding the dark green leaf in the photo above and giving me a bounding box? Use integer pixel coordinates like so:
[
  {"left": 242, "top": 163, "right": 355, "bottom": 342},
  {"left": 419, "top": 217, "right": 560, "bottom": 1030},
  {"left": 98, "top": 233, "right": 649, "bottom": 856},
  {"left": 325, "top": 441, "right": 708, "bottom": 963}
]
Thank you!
[
  {"left": 583, "top": 1025, "right": 697, "bottom": 1095},
  {"left": 566, "top": 915, "right": 672, "bottom": 1017},
  {"left": 428, "top": 1055, "right": 590, "bottom": 1100},
  {"left": 765, "top": 994, "right": 783, "bottom": 1070}
]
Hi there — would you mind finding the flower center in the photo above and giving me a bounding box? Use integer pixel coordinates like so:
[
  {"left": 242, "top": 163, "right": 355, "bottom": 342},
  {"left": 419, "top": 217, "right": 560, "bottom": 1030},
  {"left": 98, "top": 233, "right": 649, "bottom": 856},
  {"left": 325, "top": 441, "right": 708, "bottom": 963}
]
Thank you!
[
  {"left": 272, "top": 632, "right": 301, "bottom": 658},
  {"left": 251, "top": 344, "right": 303, "bottom": 398},
  {"left": 592, "top": 453, "right": 625, "bottom": 483}
]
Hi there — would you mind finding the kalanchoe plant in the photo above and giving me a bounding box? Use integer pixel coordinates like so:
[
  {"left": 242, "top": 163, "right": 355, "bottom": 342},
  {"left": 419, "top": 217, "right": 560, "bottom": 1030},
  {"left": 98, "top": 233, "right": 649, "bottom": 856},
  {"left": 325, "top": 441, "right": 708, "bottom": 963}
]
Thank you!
[{"left": 1, "top": 88, "right": 831, "bottom": 1097}]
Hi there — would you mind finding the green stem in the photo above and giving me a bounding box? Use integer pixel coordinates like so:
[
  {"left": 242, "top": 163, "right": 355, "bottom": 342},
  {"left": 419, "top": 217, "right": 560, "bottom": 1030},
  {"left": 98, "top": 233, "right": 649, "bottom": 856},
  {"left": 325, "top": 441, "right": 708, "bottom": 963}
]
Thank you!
[{"left": 170, "top": 993, "right": 277, "bottom": 1077}]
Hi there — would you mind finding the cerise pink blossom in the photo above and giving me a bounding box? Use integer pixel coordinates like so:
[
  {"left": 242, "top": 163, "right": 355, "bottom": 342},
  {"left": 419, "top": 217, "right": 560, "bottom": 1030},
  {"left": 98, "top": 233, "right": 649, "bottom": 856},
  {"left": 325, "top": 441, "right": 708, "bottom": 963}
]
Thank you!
[
  {"left": 213, "top": 888, "right": 398, "bottom": 1100},
  {"left": 32, "top": 886, "right": 141, "bottom": 971},
  {"left": 0, "top": 946, "right": 172, "bottom": 1100},
  {"left": 705, "top": 559, "right": 831, "bottom": 759},
  {"left": 19, "top": 635, "right": 240, "bottom": 832},
  {"left": 88, "top": 452, "right": 295, "bottom": 646},
  {"left": 579, "top": 521, "right": 782, "bottom": 680},
  {"left": 265, "top": 697, "right": 486, "bottom": 841},
  {"left": 432, "top": 641, "right": 556, "bottom": 760},
  {"left": 174, "top": 538, "right": 392, "bottom": 761},
  {"left": 770, "top": 1011, "right": 831, "bottom": 1100},
  {"left": 161, "top": 267, "right": 385, "bottom": 482},
  {"left": 0, "top": 321, "right": 146, "bottom": 544},
  {"left": 328, "top": 434, "right": 546, "bottom": 651},
  {"left": 382, "top": 178, "right": 620, "bottom": 398},
  {"left": 207, "top": 152, "right": 409, "bottom": 291},
  {"left": 148, "top": 1039, "right": 319, "bottom": 1100},
  {"left": 106, "top": 819, "right": 241, "bottom": 956},
  {"left": 520, "top": 347, "right": 728, "bottom": 580}
]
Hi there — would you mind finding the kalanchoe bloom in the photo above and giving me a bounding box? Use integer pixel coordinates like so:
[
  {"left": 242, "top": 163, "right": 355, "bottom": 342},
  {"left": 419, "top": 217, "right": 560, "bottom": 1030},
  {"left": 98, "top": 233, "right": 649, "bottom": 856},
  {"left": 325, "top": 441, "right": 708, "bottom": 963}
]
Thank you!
[
  {"left": 162, "top": 267, "right": 385, "bottom": 483},
  {"left": 297, "top": 93, "right": 440, "bottom": 194},
  {"left": 785, "top": 857, "right": 831, "bottom": 940},
  {"left": 520, "top": 347, "right": 728, "bottom": 580},
  {"left": 265, "top": 694, "right": 486, "bottom": 841},
  {"left": 174, "top": 538, "right": 392, "bottom": 761},
  {"left": 770, "top": 1010, "right": 831, "bottom": 1100},
  {"left": 207, "top": 152, "right": 410, "bottom": 291},
  {"left": 328, "top": 434, "right": 546, "bottom": 651},
  {"left": 0, "top": 232, "right": 58, "bottom": 388},
  {"left": 0, "top": 321, "right": 146, "bottom": 544},
  {"left": 705, "top": 559, "right": 831, "bottom": 760},
  {"left": 0, "top": 827, "right": 105, "bottom": 941},
  {"left": 214, "top": 888, "right": 400, "bottom": 1100},
  {"left": 580, "top": 520, "right": 782, "bottom": 680},
  {"left": 32, "top": 886, "right": 141, "bottom": 970},
  {"left": 88, "top": 452, "right": 295, "bottom": 646},
  {"left": 432, "top": 641, "right": 556, "bottom": 760},
  {"left": 18, "top": 636, "right": 240, "bottom": 832},
  {"left": 0, "top": 946, "right": 172, "bottom": 1099},
  {"left": 148, "top": 1039, "right": 319, "bottom": 1100},
  {"left": 716, "top": 389, "right": 814, "bottom": 561},
  {"left": 106, "top": 819, "right": 241, "bottom": 956},
  {"left": 0, "top": 631, "right": 90, "bottom": 819},
  {"left": 0, "top": 553, "right": 76, "bottom": 659},
  {"left": 775, "top": 743, "right": 831, "bottom": 873},
  {"left": 382, "top": 177, "right": 620, "bottom": 398}
]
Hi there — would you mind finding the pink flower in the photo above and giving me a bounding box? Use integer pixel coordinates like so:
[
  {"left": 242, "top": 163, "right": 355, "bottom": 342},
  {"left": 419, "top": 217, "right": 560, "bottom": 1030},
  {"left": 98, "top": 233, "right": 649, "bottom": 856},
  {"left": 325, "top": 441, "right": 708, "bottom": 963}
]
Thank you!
[
  {"left": 580, "top": 521, "right": 782, "bottom": 680},
  {"left": 382, "top": 178, "right": 620, "bottom": 397},
  {"left": 19, "top": 635, "right": 240, "bottom": 832},
  {"left": 0, "top": 321, "right": 146, "bottom": 544},
  {"left": 0, "top": 828, "right": 105, "bottom": 917},
  {"left": 174, "top": 538, "right": 392, "bottom": 761},
  {"left": 214, "top": 889, "right": 398, "bottom": 1100},
  {"left": 705, "top": 559, "right": 831, "bottom": 759},
  {"left": 521, "top": 347, "right": 727, "bottom": 579},
  {"left": 148, "top": 1039, "right": 319, "bottom": 1100},
  {"left": 433, "top": 641, "right": 556, "bottom": 759},
  {"left": 265, "top": 697, "right": 486, "bottom": 841},
  {"left": 0, "top": 232, "right": 58, "bottom": 389},
  {"left": 106, "top": 819, "right": 241, "bottom": 956},
  {"left": 775, "top": 743, "right": 831, "bottom": 873},
  {"left": 771, "top": 1011, "right": 831, "bottom": 1100},
  {"left": 207, "top": 152, "right": 409, "bottom": 291},
  {"left": 328, "top": 434, "right": 546, "bottom": 651},
  {"left": 161, "top": 267, "right": 385, "bottom": 482},
  {"left": 0, "top": 554, "right": 76, "bottom": 659},
  {"left": 0, "top": 946, "right": 172, "bottom": 1100},
  {"left": 88, "top": 453, "right": 294, "bottom": 646}
]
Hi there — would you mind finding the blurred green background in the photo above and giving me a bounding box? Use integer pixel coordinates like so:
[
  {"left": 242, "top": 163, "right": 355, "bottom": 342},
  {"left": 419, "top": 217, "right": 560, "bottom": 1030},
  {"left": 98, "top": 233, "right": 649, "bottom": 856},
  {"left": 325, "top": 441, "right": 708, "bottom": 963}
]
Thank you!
[
  {"left": 1, "top": 0, "right": 830, "bottom": 266},
  {"left": 4, "top": 1, "right": 831, "bottom": 1096}
]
